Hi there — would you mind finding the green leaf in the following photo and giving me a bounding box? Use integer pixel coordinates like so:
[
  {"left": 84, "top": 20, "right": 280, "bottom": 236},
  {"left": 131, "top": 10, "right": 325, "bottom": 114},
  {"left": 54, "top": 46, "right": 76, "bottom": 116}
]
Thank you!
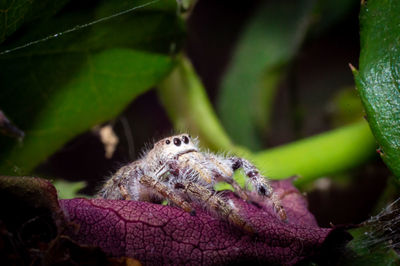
[
  {"left": 217, "top": 0, "right": 315, "bottom": 150},
  {"left": 329, "top": 87, "right": 365, "bottom": 127},
  {"left": 0, "top": 0, "right": 184, "bottom": 175},
  {"left": 0, "top": 0, "right": 70, "bottom": 43},
  {"left": 53, "top": 179, "right": 86, "bottom": 199},
  {"left": 310, "top": 0, "right": 358, "bottom": 35},
  {"left": 354, "top": 0, "right": 400, "bottom": 179}
]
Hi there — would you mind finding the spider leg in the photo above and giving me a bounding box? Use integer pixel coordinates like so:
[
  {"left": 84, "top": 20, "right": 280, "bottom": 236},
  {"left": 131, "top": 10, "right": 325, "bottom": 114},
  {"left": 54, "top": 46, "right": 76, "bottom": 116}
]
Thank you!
[
  {"left": 174, "top": 180, "right": 254, "bottom": 234},
  {"left": 118, "top": 183, "right": 132, "bottom": 200},
  {"left": 139, "top": 174, "right": 196, "bottom": 215},
  {"left": 207, "top": 155, "right": 250, "bottom": 201},
  {"left": 178, "top": 154, "right": 213, "bottom": 184},
  {"left": 228, "top": 157, "right": 288, "bottom": 222},
  {"left": 182, "top": 153, "right": 250, "bottom": 201},
  {"left": 229, "top": 181, "right": 249, "bottom": 201},
  {"left": 97, "top": 164, "right": 137, "bottom": 200}
]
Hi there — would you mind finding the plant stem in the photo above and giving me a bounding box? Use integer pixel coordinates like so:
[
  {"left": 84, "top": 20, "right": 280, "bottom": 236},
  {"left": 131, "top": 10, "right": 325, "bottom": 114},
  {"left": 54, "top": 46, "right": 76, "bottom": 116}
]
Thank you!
[
  {"left": 158, "top": 56, "right": 377, "bottom": 186},
  {"left": 157, "top": 55, "right": 243, "bottom": 153},
  {"left": 251, "top": 120, "right": 377, "bottom": 186}
]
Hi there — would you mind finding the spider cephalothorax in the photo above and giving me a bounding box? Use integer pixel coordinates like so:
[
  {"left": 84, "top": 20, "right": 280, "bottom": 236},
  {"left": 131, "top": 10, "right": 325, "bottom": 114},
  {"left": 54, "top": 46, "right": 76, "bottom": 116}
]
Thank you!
[{"left": 98, "top": 134, "right": 287, "bottom": 233}]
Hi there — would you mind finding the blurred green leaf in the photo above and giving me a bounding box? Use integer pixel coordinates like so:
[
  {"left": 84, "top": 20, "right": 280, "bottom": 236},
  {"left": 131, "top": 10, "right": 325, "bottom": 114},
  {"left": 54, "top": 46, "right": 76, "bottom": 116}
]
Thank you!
[
  {"left": 329, "top": 87, "right": 364, "bottom": 127},
  {"left": 0, "top": 0, "right": 185, "bottom": 175},
  {"left": 53, "top": 179, "right": 86, "bottom": 199},
  {"left": 310, "top": 0, "right": 358, "bottom": 35},
  {"left": 217, "top": 0, "right": 315, "bottom": 150},
  {"left": 214, "top": 182, "right": 234, "bottom": 192},
  {"left": 353, "top": 0, "right": 400, "bottom": 179},
  {"left": 0, "top": 0, "right": 70, "bottom": 43},
  {"left": 373, "top": 176, "right": 400, "bottom": 215}
]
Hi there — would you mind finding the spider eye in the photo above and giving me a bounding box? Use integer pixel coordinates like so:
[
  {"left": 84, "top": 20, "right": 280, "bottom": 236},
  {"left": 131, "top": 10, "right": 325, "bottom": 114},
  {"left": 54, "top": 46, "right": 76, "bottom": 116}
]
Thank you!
[
  {"left": 182, "top": 135, "right": 189, "bottom": 144},
  {"left": 166, "top": 140, "right": 170, "bottom": 144},
  {"left": 173, "top": 138, "right": 181, "bottom": 146}
]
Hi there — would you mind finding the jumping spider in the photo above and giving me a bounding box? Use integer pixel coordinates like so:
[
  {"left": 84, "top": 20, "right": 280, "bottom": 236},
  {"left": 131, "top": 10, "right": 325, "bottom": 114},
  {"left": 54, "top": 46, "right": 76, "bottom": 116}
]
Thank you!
[{"left": 98, "top": 134, "right": 287, "bottom": 233}]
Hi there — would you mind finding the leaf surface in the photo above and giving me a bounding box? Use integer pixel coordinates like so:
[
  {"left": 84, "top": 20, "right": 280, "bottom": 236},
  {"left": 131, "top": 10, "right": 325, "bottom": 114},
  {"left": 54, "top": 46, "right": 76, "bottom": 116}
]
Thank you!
[
  {"left": 354, "top": 0, "right": 400, "bottom": 178},
  {"left": 217, "top": 0, "right": 314, "bottom": 149},
  {"left": 0, "top": 0, "right": 69, "bottom": 43},
  {"left": 0, "top": 0, "right": 184, "bottom": 175},
  {"left": 60, "top": 179, "right": 349, "bottom": 265},
  {"left": 0, "top": 176, "right": 122, "bottom": 264}
]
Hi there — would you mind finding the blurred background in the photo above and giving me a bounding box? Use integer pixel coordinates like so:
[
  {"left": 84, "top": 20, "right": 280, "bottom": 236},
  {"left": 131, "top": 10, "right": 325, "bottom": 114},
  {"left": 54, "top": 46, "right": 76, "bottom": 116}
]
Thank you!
[{"left": 0, "top": 0, "right": 395, "bottom": 228}]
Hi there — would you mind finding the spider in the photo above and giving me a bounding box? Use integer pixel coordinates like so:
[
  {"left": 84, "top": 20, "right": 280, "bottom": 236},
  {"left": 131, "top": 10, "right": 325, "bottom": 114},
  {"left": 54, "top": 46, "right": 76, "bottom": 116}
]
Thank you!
[{"left": 97, "top": 134, "right": 287, "bottom": 233}]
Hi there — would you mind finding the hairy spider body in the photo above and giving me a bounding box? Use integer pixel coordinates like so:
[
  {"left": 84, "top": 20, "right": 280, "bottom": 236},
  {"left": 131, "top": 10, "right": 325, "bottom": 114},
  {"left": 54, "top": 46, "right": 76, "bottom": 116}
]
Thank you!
[{"left": 98, "top": 134, "right": 287, "bottom": 233}]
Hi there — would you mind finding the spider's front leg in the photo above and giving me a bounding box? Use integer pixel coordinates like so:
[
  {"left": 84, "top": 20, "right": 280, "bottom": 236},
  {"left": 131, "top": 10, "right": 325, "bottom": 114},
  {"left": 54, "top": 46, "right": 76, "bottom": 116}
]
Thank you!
[
  {"left": 228, "top": 157, "right": 288, "bottom": 222},
  {"left": 202, "top": 154, "right": 250, "bottom": 201},
  {"left": 174, "top": 180, "right": 254, "bottom": 234},
  {"left": 139, "top": 174, "right": 196, "bottom": 215}
]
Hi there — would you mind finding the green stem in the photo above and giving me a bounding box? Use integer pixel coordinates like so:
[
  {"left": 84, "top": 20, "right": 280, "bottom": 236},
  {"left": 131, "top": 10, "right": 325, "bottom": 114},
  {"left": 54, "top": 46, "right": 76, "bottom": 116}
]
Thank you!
[
  {"left": 252, "top": 120, "right": 377, "bottom": 186},
  {"left": 158, "top": 55, "right": 377, "bottom": 186},
  {"left": 157, "top": 55, "right": 248, "bottom": 153}
]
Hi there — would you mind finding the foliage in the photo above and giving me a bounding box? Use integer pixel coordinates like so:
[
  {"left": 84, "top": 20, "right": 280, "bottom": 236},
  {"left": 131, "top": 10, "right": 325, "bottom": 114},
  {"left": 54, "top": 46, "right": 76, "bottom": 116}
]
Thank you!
[
  {"left": 53, "top": 179, "right": 86, "bottom": 199},
  {"left": 0, "top": 0, "right": 69, "bottom": 43},
  {"left": 353, "top": 0, "right": 400, "bottom": 179},
  {"left": 0, "top": 0, "right": 184, "bottom": 175},
  {"left": 217, "top": 0, "right": 315, "bottom": 149}
]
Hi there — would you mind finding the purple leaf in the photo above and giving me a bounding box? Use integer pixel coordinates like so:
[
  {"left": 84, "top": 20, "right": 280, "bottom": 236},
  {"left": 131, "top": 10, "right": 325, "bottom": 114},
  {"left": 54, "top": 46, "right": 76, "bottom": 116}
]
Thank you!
[
  {"left": 60, "top": 179, "right": 347, "bottom": 265},
  {"left": 0, "top": 176, "right": 112, "bottom": 265}
]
